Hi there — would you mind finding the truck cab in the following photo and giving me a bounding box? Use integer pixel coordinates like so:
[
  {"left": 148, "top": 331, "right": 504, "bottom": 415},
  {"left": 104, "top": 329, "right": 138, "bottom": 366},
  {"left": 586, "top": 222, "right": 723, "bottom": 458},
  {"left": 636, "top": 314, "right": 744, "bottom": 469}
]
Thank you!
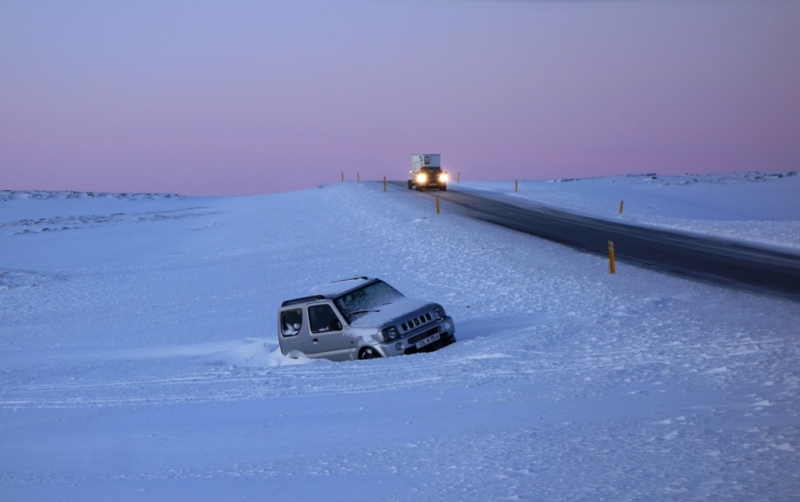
[{"left": 408, "top": 154, "right": 448, "bottom": 191}]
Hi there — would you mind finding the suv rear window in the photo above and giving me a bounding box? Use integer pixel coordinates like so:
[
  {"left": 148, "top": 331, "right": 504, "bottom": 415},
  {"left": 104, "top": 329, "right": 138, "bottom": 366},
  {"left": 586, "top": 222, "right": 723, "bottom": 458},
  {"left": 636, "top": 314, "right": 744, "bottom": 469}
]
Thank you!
[{"left": 281, "top": 309, "right": 302, "bottom": 336}]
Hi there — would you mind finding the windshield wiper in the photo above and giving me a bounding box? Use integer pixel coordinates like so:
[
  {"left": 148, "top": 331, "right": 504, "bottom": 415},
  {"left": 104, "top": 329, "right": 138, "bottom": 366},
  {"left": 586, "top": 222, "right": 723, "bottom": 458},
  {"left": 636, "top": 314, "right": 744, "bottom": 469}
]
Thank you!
[{"left": 348, "top": 309, "right": 380, "bottom": 315}]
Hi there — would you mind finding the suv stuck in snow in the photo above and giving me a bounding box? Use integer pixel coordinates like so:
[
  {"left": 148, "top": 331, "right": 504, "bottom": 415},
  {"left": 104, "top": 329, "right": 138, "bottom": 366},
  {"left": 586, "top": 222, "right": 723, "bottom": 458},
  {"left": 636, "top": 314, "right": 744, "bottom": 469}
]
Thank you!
[{"left": 278, "top": 277, "right": 456, "bottom": 361}]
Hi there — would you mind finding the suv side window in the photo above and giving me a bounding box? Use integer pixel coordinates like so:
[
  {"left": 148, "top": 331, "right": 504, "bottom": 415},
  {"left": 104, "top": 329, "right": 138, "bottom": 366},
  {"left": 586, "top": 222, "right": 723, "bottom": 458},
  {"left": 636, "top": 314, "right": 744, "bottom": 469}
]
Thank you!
[
  {"left": 309, "top": 304, "right": 342, "bottom": 333},
  {"left": 281, "top": 309, "right": 303, "bottom": 337}
]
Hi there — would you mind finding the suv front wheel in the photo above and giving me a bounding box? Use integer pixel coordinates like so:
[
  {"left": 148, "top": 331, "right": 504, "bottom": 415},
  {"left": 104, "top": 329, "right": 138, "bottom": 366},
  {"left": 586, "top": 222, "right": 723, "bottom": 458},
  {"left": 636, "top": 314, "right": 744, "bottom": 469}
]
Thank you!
[{"left": 358, "top": 347, "right": 382, "bottom": 360}]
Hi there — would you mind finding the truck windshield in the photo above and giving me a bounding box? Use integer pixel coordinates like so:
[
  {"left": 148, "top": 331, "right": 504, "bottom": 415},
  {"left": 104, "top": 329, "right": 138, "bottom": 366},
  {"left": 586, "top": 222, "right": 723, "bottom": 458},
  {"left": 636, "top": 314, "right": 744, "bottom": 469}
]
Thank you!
[{"left": 334, "top": 280, "right": 404, "bottom": 323}]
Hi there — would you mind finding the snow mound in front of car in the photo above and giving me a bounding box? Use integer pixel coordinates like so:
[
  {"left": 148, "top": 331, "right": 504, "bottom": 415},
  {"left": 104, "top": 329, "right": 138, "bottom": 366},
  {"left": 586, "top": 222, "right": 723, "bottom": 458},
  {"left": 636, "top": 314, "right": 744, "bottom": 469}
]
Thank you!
[{"left": 217, "top": 339, "right": 325, "bottom": 367}]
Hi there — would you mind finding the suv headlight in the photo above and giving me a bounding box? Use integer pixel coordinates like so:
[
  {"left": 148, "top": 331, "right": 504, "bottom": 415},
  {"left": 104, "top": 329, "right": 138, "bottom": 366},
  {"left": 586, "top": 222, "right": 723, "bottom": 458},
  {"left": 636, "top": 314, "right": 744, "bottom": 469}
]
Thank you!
[
  {"left": 382, "top": 326, "right": 399, "bottom": 341},
  {"left": 433, "top": 306, "right": 445, "bottom": 320}
]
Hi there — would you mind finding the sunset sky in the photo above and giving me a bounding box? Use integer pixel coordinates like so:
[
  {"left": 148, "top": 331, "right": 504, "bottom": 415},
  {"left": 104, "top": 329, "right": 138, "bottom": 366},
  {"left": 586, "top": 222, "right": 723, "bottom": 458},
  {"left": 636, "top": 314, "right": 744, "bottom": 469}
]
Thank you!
[{"left": 2, "top": 0, "right": 798, "bottom": 195}]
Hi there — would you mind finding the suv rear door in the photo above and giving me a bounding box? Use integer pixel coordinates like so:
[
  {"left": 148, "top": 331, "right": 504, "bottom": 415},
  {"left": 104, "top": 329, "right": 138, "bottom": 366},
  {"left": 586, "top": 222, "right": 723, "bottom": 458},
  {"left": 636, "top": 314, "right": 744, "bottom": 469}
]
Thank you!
[{"left": 279, "top": 307, "right": 310, "bottom": 354}]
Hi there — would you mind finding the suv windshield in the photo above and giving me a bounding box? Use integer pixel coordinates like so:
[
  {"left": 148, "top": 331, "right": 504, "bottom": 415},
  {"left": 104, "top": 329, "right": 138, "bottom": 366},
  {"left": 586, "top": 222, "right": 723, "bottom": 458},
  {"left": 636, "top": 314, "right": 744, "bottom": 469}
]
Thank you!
[{"left": 334, "top": 280, "right": 404, "bottom": 323}]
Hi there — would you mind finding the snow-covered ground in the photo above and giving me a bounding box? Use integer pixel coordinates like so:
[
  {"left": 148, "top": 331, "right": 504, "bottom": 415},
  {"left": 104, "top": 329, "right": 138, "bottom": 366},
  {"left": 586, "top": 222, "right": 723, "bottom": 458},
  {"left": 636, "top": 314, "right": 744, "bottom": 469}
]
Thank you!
[{"left": 1, "top": 173, "right": 799, "bottom": 501}]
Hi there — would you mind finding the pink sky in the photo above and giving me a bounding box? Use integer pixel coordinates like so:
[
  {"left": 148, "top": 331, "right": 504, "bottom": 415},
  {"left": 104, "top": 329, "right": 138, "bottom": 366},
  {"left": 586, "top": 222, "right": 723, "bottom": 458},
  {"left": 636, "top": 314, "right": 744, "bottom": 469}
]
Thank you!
[{"left": 2, "top": 0, "right": 798, "bottom": 196}]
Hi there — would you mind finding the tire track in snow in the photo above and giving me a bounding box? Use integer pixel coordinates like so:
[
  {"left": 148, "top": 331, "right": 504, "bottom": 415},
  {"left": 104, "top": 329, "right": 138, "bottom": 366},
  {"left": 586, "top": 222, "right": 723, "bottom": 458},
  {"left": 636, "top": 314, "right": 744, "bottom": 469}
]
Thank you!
[{"left": 2, "top": 334, "right": 791, "bottom": 409}]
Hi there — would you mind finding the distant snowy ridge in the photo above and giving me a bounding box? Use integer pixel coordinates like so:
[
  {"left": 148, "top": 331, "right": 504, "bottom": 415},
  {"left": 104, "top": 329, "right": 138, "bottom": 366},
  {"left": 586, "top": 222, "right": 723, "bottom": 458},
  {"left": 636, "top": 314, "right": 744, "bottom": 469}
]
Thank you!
[
  {"left": 0, "top": 190, "right": 185, "bottom": 202},
  {"left": 551, "top": 170, "right": 796, "bottom": 185},
  {"left": 0, "top": 190, "right": 213, "bottom": 236},
  {"left": 0, "top": 269, "right": 63, "bottom": 290},
  {"left": 1, "top": 208, "right": 217, "bottom": 236}
]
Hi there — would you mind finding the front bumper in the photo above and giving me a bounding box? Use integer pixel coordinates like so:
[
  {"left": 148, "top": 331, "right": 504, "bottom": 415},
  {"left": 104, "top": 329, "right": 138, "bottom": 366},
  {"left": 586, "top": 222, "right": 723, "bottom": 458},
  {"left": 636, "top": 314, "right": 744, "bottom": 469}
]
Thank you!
[
  {"left": 403, "top": 330, "right": 456, "bottom": 355},
  {"left": 416, "top": 181, "right": 444, "bottom": 189},
  {"left": 375, "top": 316, "right": 455, "bottom": 357}
]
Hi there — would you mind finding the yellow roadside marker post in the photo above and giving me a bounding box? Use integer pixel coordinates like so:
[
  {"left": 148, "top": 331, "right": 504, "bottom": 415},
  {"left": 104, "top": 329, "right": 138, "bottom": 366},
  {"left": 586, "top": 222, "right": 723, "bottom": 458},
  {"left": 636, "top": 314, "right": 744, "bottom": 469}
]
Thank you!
[
  {"left": 608, "top": 241, "right": 616, "bottom": 274},
  {"left": 383, "top": 176, "right": 387, "bottom": 192},
  {"left": 436, "top": 197, "right": 440, "bottom": 214},
  {"left": 619, "top": 200, "right": 624, "bottom": 214}
]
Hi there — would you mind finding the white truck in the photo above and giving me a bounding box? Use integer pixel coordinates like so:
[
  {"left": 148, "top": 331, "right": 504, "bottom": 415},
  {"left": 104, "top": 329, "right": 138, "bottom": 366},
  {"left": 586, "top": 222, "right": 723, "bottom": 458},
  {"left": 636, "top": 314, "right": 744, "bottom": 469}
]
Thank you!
[{"left": 408, "top": 154, "right": 448, "bottom": 191}]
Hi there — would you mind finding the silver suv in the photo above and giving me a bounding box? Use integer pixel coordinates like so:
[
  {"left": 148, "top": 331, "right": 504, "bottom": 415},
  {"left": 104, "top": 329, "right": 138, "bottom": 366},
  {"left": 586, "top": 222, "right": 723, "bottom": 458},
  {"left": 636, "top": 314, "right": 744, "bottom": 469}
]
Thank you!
[{"left": 278, "top": 277, "right": 456, "bottom": 361}]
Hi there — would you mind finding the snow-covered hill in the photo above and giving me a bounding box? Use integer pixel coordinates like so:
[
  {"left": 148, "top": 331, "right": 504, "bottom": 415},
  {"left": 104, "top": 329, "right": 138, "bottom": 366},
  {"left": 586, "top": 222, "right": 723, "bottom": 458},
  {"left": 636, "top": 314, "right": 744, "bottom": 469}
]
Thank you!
[{"left": 1, "top": 174, "right": 799, "bottom": 500}]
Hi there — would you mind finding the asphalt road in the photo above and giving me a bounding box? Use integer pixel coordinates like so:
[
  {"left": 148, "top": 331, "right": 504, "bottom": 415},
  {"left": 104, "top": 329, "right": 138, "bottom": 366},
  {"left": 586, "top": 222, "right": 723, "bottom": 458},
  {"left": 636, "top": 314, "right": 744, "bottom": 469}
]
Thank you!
[{"left": 389, "top": 182, "right": 800, "bottom": 301}]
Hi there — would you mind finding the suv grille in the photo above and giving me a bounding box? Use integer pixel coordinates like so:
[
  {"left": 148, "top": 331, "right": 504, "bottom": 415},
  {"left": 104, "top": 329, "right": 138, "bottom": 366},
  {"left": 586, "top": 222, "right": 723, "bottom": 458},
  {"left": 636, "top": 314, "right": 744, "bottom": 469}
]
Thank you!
[{"left": 400, "top": 312, "right": 433, "bottom": 333}]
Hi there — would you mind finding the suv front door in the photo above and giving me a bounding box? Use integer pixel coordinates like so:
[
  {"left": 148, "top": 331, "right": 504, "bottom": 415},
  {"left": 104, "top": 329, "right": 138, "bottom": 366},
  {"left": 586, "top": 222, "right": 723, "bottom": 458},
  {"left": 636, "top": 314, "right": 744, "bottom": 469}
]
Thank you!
[{"left": 307, "top": 302, "right": 351, "bottom": 361}]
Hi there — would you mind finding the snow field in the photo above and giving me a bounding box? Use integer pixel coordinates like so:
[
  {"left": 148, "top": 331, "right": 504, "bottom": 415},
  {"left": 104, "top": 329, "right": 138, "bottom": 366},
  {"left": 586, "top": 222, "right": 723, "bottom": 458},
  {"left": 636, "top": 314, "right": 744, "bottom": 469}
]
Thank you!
[{"left": 1, "top": 179, "right": 799, "bottom": 500}]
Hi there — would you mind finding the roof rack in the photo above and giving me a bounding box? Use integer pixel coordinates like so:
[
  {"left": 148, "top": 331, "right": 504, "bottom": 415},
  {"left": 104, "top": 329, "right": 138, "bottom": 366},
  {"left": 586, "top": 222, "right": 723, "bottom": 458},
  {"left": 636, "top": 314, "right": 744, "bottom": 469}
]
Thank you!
[
  {"left": 329, "top": 276, "right": 370, "bottom": 283},
  {"left": 281, "top": 295, "right": 325, "bottom": 307}
]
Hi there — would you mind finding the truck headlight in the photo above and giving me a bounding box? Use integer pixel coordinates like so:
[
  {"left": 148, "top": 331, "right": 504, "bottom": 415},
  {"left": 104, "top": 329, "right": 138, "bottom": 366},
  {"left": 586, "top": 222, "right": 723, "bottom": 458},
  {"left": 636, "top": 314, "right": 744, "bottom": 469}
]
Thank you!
[
  {"left": 382, "top": 326, "right": 399, "bottom": 341},
  {"left": 415, "top": 173, "right": 428, "bottom": 184},
  {"left": 439, "top": 173, "right": 449, "bottom": 183}
]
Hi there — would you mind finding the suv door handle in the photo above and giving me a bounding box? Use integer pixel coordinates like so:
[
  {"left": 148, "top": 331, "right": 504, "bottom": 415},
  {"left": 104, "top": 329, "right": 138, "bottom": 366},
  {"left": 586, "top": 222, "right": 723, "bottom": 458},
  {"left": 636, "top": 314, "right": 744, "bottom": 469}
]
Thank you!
[{"left": 312, "top": 338, "right": 319, "bottom": 343}]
